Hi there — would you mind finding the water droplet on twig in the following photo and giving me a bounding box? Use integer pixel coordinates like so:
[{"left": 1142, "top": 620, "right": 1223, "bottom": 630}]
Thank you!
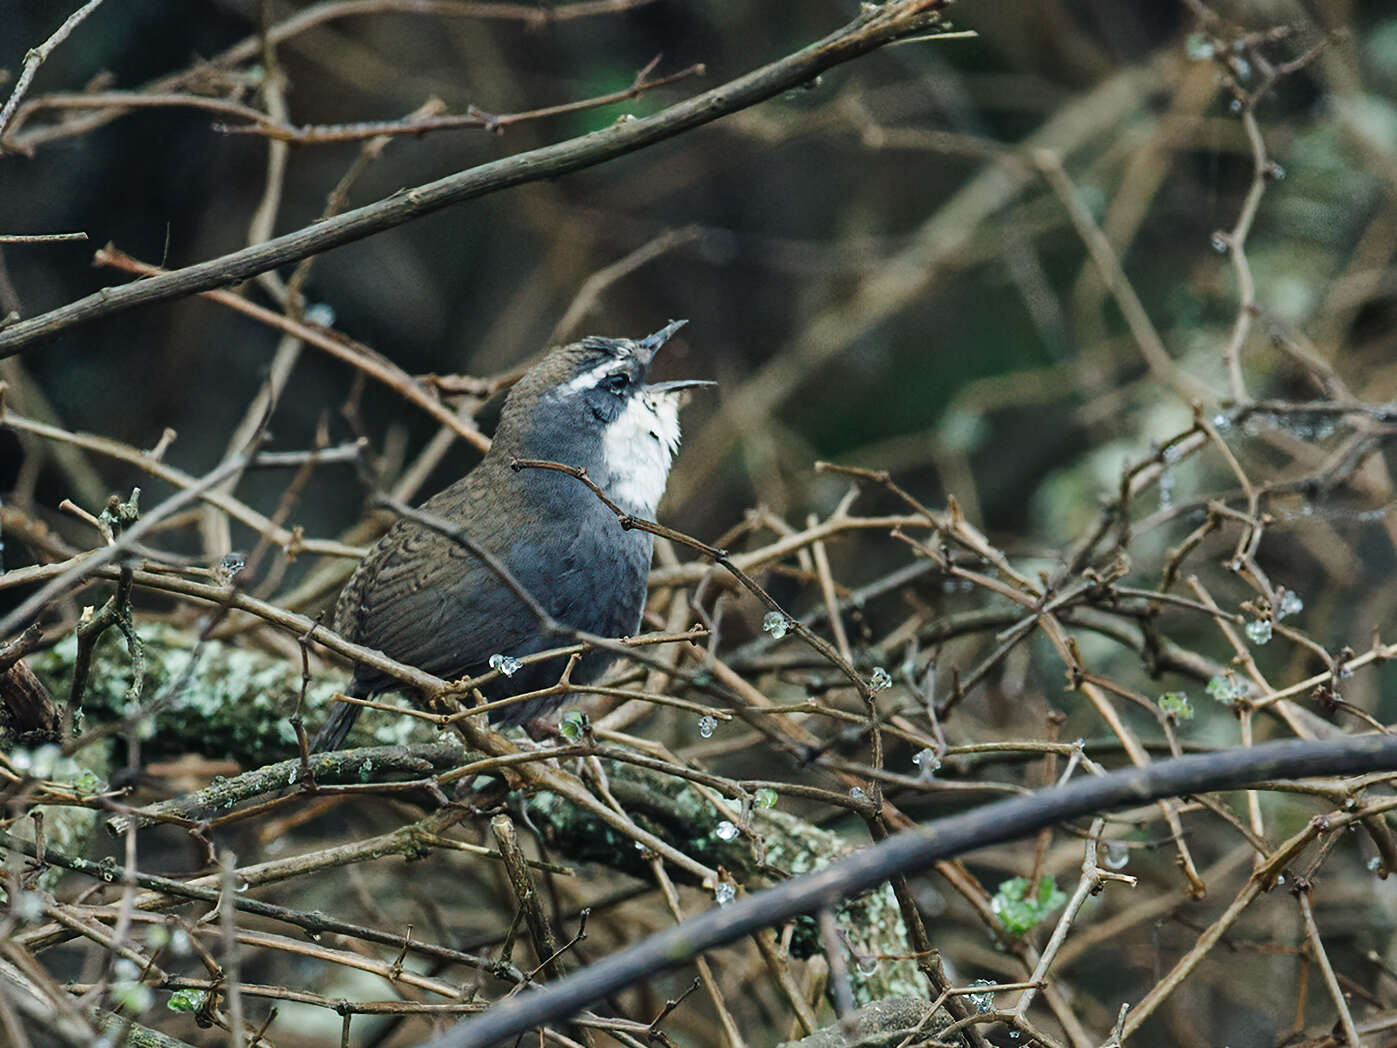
[
  {"left": 761, "top": 611, "right": 790, "bottom": 639},
  {"left": 913, "top": 747, "right": 942, "bottom": 779},
  {"left": 488, "top": 653, "right": 521, "bottom": 677}
]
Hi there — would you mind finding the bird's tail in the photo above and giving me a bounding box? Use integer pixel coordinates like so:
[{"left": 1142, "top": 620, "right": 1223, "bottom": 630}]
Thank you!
[{"left": 310, "top": 683, "right": 366, "bottom": 753}]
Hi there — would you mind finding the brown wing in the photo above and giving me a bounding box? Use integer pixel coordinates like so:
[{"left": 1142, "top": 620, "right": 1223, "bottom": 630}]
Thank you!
[{"left": 334, "top": 480, "right": 540, "bottom": 687}]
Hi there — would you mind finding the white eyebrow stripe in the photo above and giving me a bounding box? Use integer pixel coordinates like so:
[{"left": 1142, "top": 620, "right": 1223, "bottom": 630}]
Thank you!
[{"left": 556, "top": 358, "right": 622, "bottom": 397}]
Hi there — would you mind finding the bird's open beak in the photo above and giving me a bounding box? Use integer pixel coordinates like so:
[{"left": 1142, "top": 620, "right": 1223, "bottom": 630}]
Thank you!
[
  {"left": 646, "top": 379, "right": 717, "bottom": 395},
  {"left": 634, "top": 318, "right": 689, "bottom": 364},
  {"left": 636, "top": 321, "right": 713, "bottom": 399}
]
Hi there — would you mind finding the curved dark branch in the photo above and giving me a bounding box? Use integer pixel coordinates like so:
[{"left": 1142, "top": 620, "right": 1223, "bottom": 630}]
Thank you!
[
  {"left": 0, "top": 1, "right": 949, "bottom": 357},
  {"left": 423, "top": 734, "right": 1397, "bottom": 1048}
]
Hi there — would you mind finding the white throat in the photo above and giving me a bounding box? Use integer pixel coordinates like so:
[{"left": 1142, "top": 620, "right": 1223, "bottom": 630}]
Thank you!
[{"left": 600, "top": 391, "right": 682, "bottom": 517}]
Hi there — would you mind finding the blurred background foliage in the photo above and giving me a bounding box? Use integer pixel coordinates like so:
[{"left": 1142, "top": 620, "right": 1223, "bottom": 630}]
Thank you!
[
  {"left": 7, "top": 1, "right": 1397, "bottom": 1045},
  {"left": 0, "top": 5, "right": 1275, "bottom": 526},
  {"left": 0, "top": 1, "right": 1390, "bottom": 549},
  {"left": 6, "top": 0, "right": 1397, "bottom": 716}
]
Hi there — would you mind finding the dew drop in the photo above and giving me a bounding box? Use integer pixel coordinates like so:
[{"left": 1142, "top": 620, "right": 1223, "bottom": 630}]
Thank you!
[
  {"left": 849, "top": 786, "right": 866, "bottom": 801},
  {"left": 1211, "top": 233, "right": 1229, "bottom": 254},
  {"left": 1157, "top": 691, "right": 1193, "bottom": 720},
  {"left": 715, "top": 820, "right": 739, "bottom": 842},
  {"left": 913, "top": 747, "right": 942, "bottom": 779},
  {"left": 755, "top": 787, "right": 778, "bottom": 809},
  {"left": 1245, "top": 618, "right": 1273, "bottom": 645},
  {"left": 488, "top": 653, "right": 521, "bottom": 677},
  {"left": 304, "top": 302, "right": 336, "bottom": 327},
  {"left": 969, "top": 979, "right": 996, "bottom": 1013},
  {"left": 714, "top": 882, "right": 735, "bottom": 906},
  {"left": 1278, "top": 589, "right": 1304, "bottom": 620},
  {"left": 855, "top": 955, "right": 878, "bottom": 975},
  {"left": 215, "top": 552, "right": 246, "bottom": 583},
  {"left": 1105, "top": 841, "right": 1130, "bottom": 870},
  {"left": 1206, "top": 674, "right": 1243, "bottom": 706},
  {"left": 697, "top": 714, "right": 717, "bottom": 739},
  {"left": 868, "top": 667, "right": 893, "bottom": 692},
  {"left": 761, "top": 611, "right": 790, "bottom": 640},
  {"left": 1369, "top": 856, "right": 1383, "bottom": 872}
]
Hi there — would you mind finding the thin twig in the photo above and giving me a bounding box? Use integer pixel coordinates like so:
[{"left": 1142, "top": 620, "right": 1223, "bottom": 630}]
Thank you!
[{"left": 0, "top": 0, "right": 111, "bottom": 142}]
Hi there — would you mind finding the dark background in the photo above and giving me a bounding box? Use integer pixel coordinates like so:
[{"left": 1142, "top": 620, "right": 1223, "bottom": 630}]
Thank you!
[
  {"left": 3, "top": 2, "right": 1215, "bottom": 546},
  {"left": 6, "top": 2, "right": 1397, "bottom": 1046}
]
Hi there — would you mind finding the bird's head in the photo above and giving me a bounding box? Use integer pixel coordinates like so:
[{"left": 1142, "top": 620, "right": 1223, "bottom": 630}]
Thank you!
[{"left": 495, "top": 320, "right": 713, "bottom": 515}]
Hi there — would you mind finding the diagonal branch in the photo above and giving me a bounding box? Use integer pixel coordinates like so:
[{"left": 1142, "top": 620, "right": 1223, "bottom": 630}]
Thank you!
[
  {"left": 422, "top": 734, "right": 1397, "bottom": 1048},
  {"left": 0, "top": 1, "right": 950, "bottom": 357}
]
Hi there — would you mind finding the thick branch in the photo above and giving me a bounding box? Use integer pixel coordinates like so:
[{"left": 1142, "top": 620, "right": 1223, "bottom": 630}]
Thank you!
[
  {"left": 424, "top": 734, "right": 1397, "bottom": 1048},
  {"left": 0, "top": 1, "right": 948, "bottom": 357}
]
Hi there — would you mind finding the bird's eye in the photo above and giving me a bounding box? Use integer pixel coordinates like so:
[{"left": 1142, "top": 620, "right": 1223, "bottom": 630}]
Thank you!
[{"left": 600, "top": 372, "right": 630, "bottom": 396}]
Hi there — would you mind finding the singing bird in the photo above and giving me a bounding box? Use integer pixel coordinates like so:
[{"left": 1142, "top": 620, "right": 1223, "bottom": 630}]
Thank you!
[{"left": 313, "top": 320, "right": 710, "bottom": 750}]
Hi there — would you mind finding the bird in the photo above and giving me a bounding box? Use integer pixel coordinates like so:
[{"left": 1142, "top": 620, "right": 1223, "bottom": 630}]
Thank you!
[{"left": 312, "top": 320, "right": 710, "bottom": 751}]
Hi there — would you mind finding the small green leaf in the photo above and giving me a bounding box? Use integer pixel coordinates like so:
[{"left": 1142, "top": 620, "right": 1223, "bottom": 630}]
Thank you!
[
  {"left": 559, "top": 711, "right": 587, "bottom": 740},
  {"left": 991, "top": 876, "right": 1066, "bottom": 935},
  {"left": 1157, "top": 692, "right": 1194, "bottom": 720},
  {"left": 167, "top": 988, "right": 208, "bottom": 1013}
]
